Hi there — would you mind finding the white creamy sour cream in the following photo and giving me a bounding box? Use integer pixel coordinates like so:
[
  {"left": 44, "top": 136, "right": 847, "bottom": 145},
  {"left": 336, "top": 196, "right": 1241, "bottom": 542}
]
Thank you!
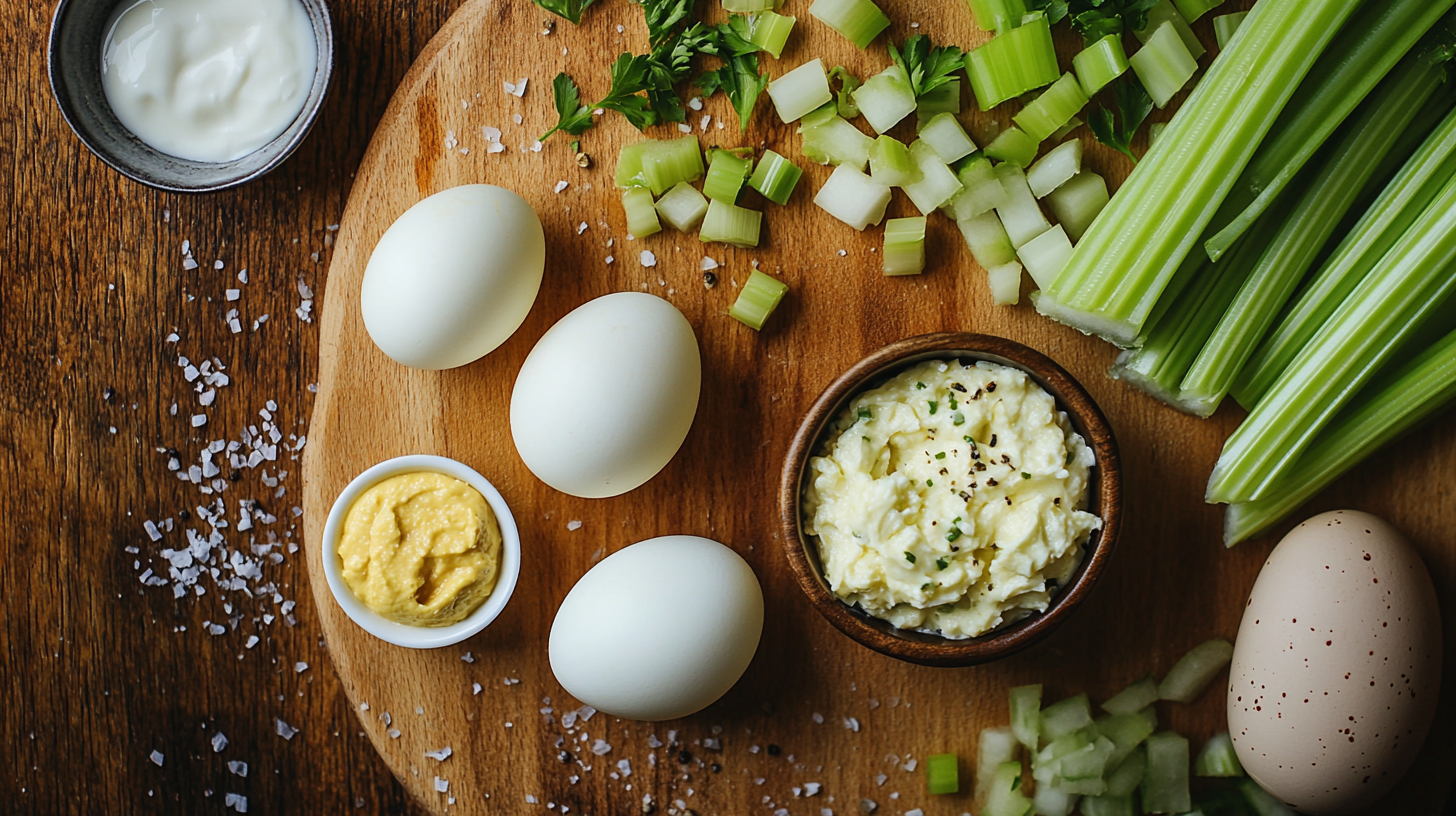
[{"left": 101, "top": 0, "right": 318, "bottom": 163}]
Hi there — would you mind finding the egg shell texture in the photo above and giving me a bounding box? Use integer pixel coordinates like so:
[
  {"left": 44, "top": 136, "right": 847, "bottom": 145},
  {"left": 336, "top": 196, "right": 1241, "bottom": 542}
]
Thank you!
[
  {"left": 1227, "top": 510, "right": 1442, "bottom": 815},
  {"left": 360, "top": 184, "right": 544, "bottom": 370},
  {"left": 548, "top": 536, "right": 765, "bottom": 721},
  {"left": 510, "top": 292, "right": 701, "bottom": 499}
]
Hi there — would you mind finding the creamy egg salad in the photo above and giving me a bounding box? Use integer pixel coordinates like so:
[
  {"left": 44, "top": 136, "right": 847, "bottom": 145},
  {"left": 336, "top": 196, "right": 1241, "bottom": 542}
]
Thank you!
[{"left": 803, "top": 359, "right": 1101, "bottom": 638}]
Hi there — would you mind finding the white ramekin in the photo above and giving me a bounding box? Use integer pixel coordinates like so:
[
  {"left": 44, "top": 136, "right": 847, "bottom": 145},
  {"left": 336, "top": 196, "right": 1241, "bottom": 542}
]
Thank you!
[{"left": 320, "top": 454, "right": 521, "bottom": 649}]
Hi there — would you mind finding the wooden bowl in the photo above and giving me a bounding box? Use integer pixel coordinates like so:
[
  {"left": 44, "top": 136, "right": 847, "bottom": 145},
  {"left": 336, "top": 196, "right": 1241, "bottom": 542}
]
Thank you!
[{"left": 778, "top": 333, "right": 1123, "bottom": 667}]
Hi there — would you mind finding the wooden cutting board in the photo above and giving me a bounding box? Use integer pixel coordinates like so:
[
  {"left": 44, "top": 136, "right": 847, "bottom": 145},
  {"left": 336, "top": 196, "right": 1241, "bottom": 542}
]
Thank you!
[{"left": 301, "top": 1, "right": 1456, "bottom": 813}]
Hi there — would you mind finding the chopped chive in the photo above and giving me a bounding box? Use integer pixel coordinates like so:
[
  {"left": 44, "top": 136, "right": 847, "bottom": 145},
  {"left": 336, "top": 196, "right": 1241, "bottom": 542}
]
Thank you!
[
  {"left": 904, "top": 551, "right": 917, "bottom": 564},
  {"left": 925, "top": 479, "right": 934, "bottom": 487},
  {"left": 935, "top": 452, "right": 947, "bottom": 460},
  {"left": 1021, "top": 472, "right": 1031, "bottom": 479},
  {"left": 964, "top": 435, "right": 975, "bottom": 445},
  {"left": 858, "top": 408, "right": 872, "bottom": 420},
  {"left": 916, "top": 382, "right": 927, "bottom": 389},
  {"left": 948, "top": 393, "right": 958, "bottom": 409},
  {"left": 952, "top": 411, "right": 965, "bottom": 426},
  {"left": 1065, "top": 451, "right": 1073, "bottom": 465},
  {"left": 940, "top": 604, "right": 956, "bottom": 614},
  {"left": 928, "top": 401, "right": 938, "bottom": 414},
  {"left": 946, "top": 528, "right": 962, "bottom": 543},
  {"left": 935, "top": 556, "right": 950, "bottom": 571},
  {"left": 921, "top": 582, "right": 934, "bottom": 590}
]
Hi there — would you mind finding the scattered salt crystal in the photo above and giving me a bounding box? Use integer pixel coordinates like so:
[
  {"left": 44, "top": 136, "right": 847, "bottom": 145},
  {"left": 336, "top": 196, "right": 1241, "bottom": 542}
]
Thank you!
[
  {"left": 554, "top": 181, "right": 569, "bottom": 194},
  {"left": 228, "top": 760, "right": 248, "bottom": 777},
  {"left": 700, "top": 114, "right": 711, "bottom": 131},
  {"left": 461, "top": 651, "right": 475, "bottom": 663},
  {"left": 245, "top": 635, "right": 259, "bottom": 649},
  {"left": 211, "top": 732, "right": 228, "bottom": 752},
  {"left": 513, "top": 77, "right": 529, "bottom": 97},
  {"left": 435, "top": 777, "right": 450, "bottom": 793},
  {"left": 648, "top": 734, "right": 663, "bottom": 748},
  {"left": 214, "top": 260, "right": 225, "bottom": 270},
  {"left": 640, "top": 251, "right": 657, "bottom": 268},
  {"left": 165, "top": 333, "right": 179, "bottom": 343},
  {"left": 902, "top": 758, "right": 917, "bottom": 772},
  {"left": 566, "top": 520, "right": 582, "bottom": 532},
  {"left": 805, "top": 783, "right": 822, "bottom": 797},
  {"left": 144, "top": 520, "right": 162, "bottom": 542},
  {"left": 445, "top": 130, "right": 458, "bottom": 150},
  {"left": 875, "top": 773, "right": 888, "bottom": 786},
  {"left": 237, "top": 269, "right": 248, "bottom": 284},
  {"left": 577, "top": 222, "right": 589, "bottom": 235},
  {"left": 275, "top": 718, "right": 298, "bottom": 740},
  {"left": 224, "top": 793, "right": 248, "bottom": 813},
  {"left": 295, "top": 661, "right": 308, "bottom": 673},
  {"left": 425, "top": 747, "right": 453, "bottom": 761},
  {"left": 473, "top": 683, "right": 482, "bottom": 695},
  {"left": 183, "top": 258, "right": 199, "bottom": 270},
  {"left": 701, "top": 257, "right": 719, "bottom": 271},
  {"left": 838, "top": 249, "right": 848, "bottom": 257},
  {"left": 149, "top": 750, "right": 164, "bottom": 766},
  {"left": 526, "top": 794, "right": 537, "bottom": 804},
  {"left": 532, "top": 140, "right": 543, "bottom": 152},
  {"left": 688, "top": 97, "right": 703, "bottom": 111},
  {"left": 605, "top": 255, "right": 614, "bottom": 265},
  {"left": 388, "top": 728, "right": 401, "bottom": 739},
  {"left": 591, "top": 739, "right": 612, "bottom": 756},
  {"left": 844, "top": 717, "right": 861, "bottom": 732},
  {"left": 812, "top": 712, "right": 824, "bottom": 724},
  {"left": 514, "top": 113, "right": 523, "bottom": 125}
]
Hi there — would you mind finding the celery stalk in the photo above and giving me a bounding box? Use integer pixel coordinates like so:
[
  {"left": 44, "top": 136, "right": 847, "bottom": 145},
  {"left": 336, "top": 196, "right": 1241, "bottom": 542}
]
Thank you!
[
  {"left": 622, "top": 186, "right": 661, "bottom": 238},
  {"left": 813, "top": 164, "right": 890, "bottom": 230},
  {"left": 1037, "top": 0, "right": 1362, "bottom": 347},
  {"left": 1026, "top": 140, "right": 1081, "bottom": 198},
  {"left": 918, "top": 113, "right": 978, "bottom": 164},
  {"left": 883, "top": 217, "right": 927, "bottom": 276},
  {"left": 1045, "top": 171, "right": 1107, "bottom": 243},
  {"left": 1141, "top": 733, "right": 1191, "bottom": 814},
  {"left": 724, "top": 0, "right": 774, "bottom": 11},
  {"left": 750, "top": 10, "right": 796, "bottom": 59},
  {"left": 1224, "top": 324, "right": 1456, "bottom": 545},
  {"left": 767, "top": 59, "right": 833, "bottom": 123},
  {"left": 984, "top": 127, "right": 1039, "bottom": 167},
  {"left": 902, "top": 140, "right": 963, "bottom": 214},
  {"left": 1203, "top": 0, "right": 1456, "bottom": 261},
  {"left": 703, "top": 148, "right": 754, "bottom": 204},
  {"left": 637, "top": 136, "right": 705, "bottom": 195},
  {"left": 925, "top": 752, "right": 959, "bottom": 795},
  {"left": 1235, "top": 80, "right": 1456, "bottom": 409},
  {"left": 1130, "top": 23, "right": 1198, "bottom": 109},
  {"left": 699, "top": 199, "right": 762, "bottom": 248},
  {"left": 654, "top": 182, "right": 709, "bottom": 232},
  {"left": 1212, "top": 11, "right": 1246, "bottom": 49},
  {"left": 748, "top": 149, "right": 802, "bottom": 205},
  {"left": 1159, "top": 639, "right": 1234, "bottom": 703},
  {"left": 1134, "top": 0, "right": 1204, "bottom": 61},
  {"left": 1206, "top": 173, "right": 1456, "bottom": 503},
  {"left": 1073, "top": 35, "right": 1129, "bottom": 98},
  {"left": 968, "top": 0, "right": 1027, "bottom": 35},
  {"left": 728, "top": 270, "right": 788, "bottom": 330},
  {"left": 1015, "top": 73, "right": 1089, "bottom": 142},
  {"left": 869, "top": 135, "right": 915, "bottom": 187},
  {"left": 808, "top": 0, "right": 889, "bottom": 49},
  {"left": 1177, "top": 46, "right": 1450, "bottom": 417},
  {"left": 964, "top": 13, "right": 1060, "bottom": 111},
  {"left": 1173, "top": 0, "right": 1223, "bottom": 24}
]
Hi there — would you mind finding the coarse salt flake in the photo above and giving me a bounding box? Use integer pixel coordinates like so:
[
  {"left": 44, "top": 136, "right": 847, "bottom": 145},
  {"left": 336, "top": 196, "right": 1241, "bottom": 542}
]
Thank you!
[
  {"left": 211, "top": 733, "right": 228, "bottom": 752},
  {"left": 275, "top": 718, "right": 298, "bottom": 740},
  {"left": 554, "top": 181, "right": 569, "bottom": 194},
  {"left": 640, "top": 251, "right": 657, "bottom": 268},
  {"left": 149, "top": 750, "right": 164, "bottom": 766},
  {"left": 435, "top": 777, "right": 449, "bottom": 793},
  {"left": 426, "top": 747, "right": 453, "bottom": 761},
  {"left": 566, "top": 520, "right": 582, "bottom": 531},
  {"left": 225, "top": 793, "right": 248, "bottom": 813},
  {"left": 228, "top": 760, "right": 248, "bottom": 777}
]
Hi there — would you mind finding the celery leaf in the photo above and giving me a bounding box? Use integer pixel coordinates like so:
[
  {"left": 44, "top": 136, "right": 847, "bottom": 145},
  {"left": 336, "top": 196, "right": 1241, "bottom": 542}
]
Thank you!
[
  {"left": 532, "top": 0, "right": 596, "bottom": 25},
  {"left": 539, "top": 73, "right": 595, "bottom": 141},
  {"left": 1089, "top": 77, "right": 1153, "bottom": 162},
  {"left": 888, "top": 34, "right": 965, "bottom": 101}
]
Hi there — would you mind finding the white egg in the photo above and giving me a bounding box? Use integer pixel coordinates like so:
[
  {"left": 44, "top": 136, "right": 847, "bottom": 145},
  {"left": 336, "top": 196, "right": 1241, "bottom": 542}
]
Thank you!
[
  {"left": 510, "top": 292, "right": 700, "bottom": 498},
  {"left": 549, "top": 536, "right": 764, "bottom": 721},
  {"left": 361, "top": 184, "right": 544, "bottom": 370}
]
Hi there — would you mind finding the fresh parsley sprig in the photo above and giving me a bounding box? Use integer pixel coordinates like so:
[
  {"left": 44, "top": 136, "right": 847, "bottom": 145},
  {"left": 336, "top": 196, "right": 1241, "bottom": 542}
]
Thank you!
[
  {"left": 1088, "top": 77, "right": 1154, "bottom": 162},
  {"left": 1068, "top": 0, "right": 1160, "bottom": 42},
  {"left": 887, "top": 34, "right": 965, "bottom": 101},
  {"left": 531, "top": 0, "right": 597, "bottom": 26},
  {"left": 539, "top": 73, "right": 594, "bottom": 141}
]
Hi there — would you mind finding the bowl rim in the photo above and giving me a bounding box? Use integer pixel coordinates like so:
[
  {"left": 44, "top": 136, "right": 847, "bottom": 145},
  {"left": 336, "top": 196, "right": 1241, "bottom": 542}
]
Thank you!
[
  {"left": 320, "top": 454, "right": 522, "bottom": 650},
  {"left": 778, "top": 332, "right": 1122, "bottom": 668},
  {"left": 46, "top": 0, "right": 335, "bottom": 193}
]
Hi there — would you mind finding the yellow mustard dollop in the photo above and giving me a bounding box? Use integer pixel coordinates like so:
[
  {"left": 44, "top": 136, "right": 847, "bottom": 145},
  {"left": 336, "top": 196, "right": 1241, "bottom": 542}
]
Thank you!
[{"left": 338, "top": 472, "right": 502, "bottom": 627}]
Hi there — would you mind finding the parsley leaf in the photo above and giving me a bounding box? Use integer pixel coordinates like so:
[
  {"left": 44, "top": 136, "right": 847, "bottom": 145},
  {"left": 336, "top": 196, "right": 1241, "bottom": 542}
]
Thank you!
[
  {"left": 539, "top": 72, "right": 595, "bottom": 141},
  {"left": 532, "top": 0, "right": 596, "bottom": 25},
  {"left": 1088, "top": 77, "right": 1153, "bottom": 162},
  {"left": 1026, "top": 0, "right": 1070, "bottom": 24},
  {"left": 1069, "top": 0, "right": 1159, "bottom": 41},
  {"left": 597, "top": 53, "right": 659, "bottom": 131},
  {"left": 887, "top": 35, "right": 965, "bottom": 101},
  {"left": 636, "top": 0, "right": 698, "bottom": 47},
  {"left": 698, "top": 52, "right": 767, "bottom": 130}
]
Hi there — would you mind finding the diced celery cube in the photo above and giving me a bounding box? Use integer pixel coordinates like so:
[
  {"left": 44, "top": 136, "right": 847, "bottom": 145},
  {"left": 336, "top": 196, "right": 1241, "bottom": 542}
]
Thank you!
[
  {"left": 1031, "top": 784, "right": 1076, "bottom": 816},
  {"left": 1096, "top": 710, "right": 1157, "bottom": 767},
  {"left": 699, "top": 199, "right": 762, "bottom": 248},
  {"left": 1103, "top": 676, "right": 1160, "bottom": 717},
  {"left": 988, "top": 262, "right": 1023, "bottom": 305},
  {"left": 1014, "top": 73, "right": 1088, "bottom": 143},
  {"left": 1018, "top": 224, "right": 1074, "bottom": 290},
  {"left": 799, "top": 110, "right": 874, "bottom": 170},
  {"left": 1073, "top": 34, "right": 1129, "bottom": 97},
  {"left": 748, "top": 150, "right": 802, "bottom": 205},
  {"left": 948, "top": 155, "right": 1008, "bottom": 220},
  {"left": 993, "top": 164, "right": 1051, "bottom": 249},
  {"left": 813, "top": 164, "right": 890, "bottom": 230},
  {"left": 985, "top": 761, "right": 1033, "bottom": 816},
  {"left": 985, "top": 127, "right": 1039, "bottom": 167},
  {"left": 703, "top": 148, "right": 754, "bottom": 204},
  {"left": 1040, "top": 694, "right": 1094, "bottom": 742},
  {"left": 1046, "top": 172, "right": 1109, "bottom": 243},
  {"left": 1159, "top": 639, "right": 1234, "bottom": 703},
  {"left": 1104, "top": 745, "right": 1145, "bottom": 797},
  {"left": 870, "top": 135, "right": 915, "bottom": 187},
  {"left": 918, "top": 112, "right": 978, "bottom": 164},
  {"left": 1131, "top": 22, "right": 1199, "bottom": 108},
  {"left": 1141, "top": 732, "right": 1192, "bottom": 814},
  {"left": 654, "top": 182, "right": 709, "bottom": 232},
  {"left": 1026, "top": 140, "right": 1082, "bottom": 198},
  {"left": 958, "top": 210, "right": 1017, "bottom": 269},
  {"left": 1134, "top": 0, "right": 1205, "bottom": 60},
  {"left": 808, "top": 0, "right": 889, "bottom": 49},
  {"left": 883, "top": 217, "right": 927, "bottom": 276},
  {"left": 902, "top": 140, "right": 963, "bottom": 214},
  {"left": 622, "top": 186, "right": 661, "bottom": 238},
  {"left": 853, "top": 65, "right": 917, "bottom": 134},
  {"left": 750, "top": 10, "right": 796, "bottom": 59},
  {"left": 1009, "top": 684, "right": 1042, "bottom": 750},
  {"left": 640, "top": 136, "right": 705, "bottom": 195},
  {"left": 729, "top": 269, "right": 788, "bottom": 330},
  {"left": 925, "top": 752, "right": 959, "bottom": 795},
  {"left": 768, "top": 59, "right": 833, "bottom": 122},
  {"left": 976, "top": 727, "right": 1020, "bottom": 801},
  {"left": 1194, "top": 733, "right": 1244, "bottom": 777}
]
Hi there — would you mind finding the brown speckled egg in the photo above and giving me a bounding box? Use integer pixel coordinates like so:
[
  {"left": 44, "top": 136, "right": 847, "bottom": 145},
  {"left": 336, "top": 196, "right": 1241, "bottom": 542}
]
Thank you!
[{"left": 1227, "top": 510, "right": 1442, "bottom": 815}]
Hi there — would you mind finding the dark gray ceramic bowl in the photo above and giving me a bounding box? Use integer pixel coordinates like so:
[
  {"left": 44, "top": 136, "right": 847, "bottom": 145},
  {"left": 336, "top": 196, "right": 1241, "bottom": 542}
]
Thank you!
[{"left": 48, "top": 0, "right": 334, "bottom": 193}]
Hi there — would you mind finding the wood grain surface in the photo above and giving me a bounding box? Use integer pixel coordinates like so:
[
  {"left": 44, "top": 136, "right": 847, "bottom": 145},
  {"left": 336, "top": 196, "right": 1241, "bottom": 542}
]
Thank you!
[{"left": 300, "top": 2, "right": 1456, "bottom": 816}]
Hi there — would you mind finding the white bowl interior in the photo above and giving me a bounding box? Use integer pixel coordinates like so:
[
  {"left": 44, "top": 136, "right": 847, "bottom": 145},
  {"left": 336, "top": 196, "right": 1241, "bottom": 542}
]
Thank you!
[{"left": 320, "top": 454, "right": 521, "bottom": 649}]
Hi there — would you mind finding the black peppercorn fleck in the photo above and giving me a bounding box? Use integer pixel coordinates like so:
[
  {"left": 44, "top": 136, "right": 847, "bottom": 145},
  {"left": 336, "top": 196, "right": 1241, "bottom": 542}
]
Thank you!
[
  {"left": 677, "top": 750, "right": 692, "bottom": 764},
  {"left": 766, "top": 744, "right": 782, "bottom": 756}
]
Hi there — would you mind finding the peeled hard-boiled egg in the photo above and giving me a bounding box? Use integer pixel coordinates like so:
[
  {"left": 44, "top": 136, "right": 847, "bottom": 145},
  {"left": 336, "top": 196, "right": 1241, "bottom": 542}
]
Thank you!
[
  {"left": 1228, "top": 510, "right": 1442, "bottom": 815},
  {"left": 549, "top": 536, "right": 764, "bottom": 721},
  {"left": 510, "top": 292, "right": 700, "bottom": 498},
  {"left": 361, "top": 185, "right": 544, "bottom": 370}
]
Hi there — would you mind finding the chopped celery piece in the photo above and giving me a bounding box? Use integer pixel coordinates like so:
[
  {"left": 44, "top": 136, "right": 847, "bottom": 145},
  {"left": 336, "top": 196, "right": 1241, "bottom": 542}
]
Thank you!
[
  {"left": 1039, "top": 694, "right": 1092, "bottom": 742},
  {"left": 622, "top": 187, "right": 662, "bottom": 238},
  {"left": 1045, "top": 170, "right": 1107, "bottom": 242},
  {"left": 918, "top": 113, "right": 977, "bottom": 164},
  {"left": 1134, "top": 0, "right": 1204, "bottom": 61},
  {"left": 768, "top": 59, "right": 833, "bottom": 123},
  {"left": 699, "top": 199, "right": 762, "bottom": 248},
  {"left": 969, "top": 0, "right": 1027, "bottom": 34},
  {"left": 639, "top": 136, "right": 705, "bottom": 195},
  {"left": 1051, "top": 116, "right": 1083, "bottom": 141},
  {"left": 1074, "top": 35, "right": 1129, "bottom": 98},
  {"left": 1096, "top": 710, "right": 1157, "bottom": 767},
  {"left": 703, "top": 149, "right": 754, "bottom": 204},
  {"left": 623, "top": 189, "right": 663, "bottom": 240},
  {"left": 1203, "top": 0, "right": 1456, "bottom": 261},
  {"left": 1105, "top": 746, "right": 1146, "bottom": 797},
  {"left": 1206, "top": 172, "right": 1456, "bottom": 503},
  {"left": 808, "top": 0, "right": 889, "bottom": 49},
  {"left": 1224, "top": 325, "right": 1456, "bottom": 545},
  {"left": 959, "top": 211, "right": 1017, "bottom": 269},
  {"left": 1234, "top": 104, "right": 1456, "bottom": 408},
  {"left": 814, "top": 164, "right": 890, "bottom": 230},
  {"left": 1159, "top": 639, "right": 1234, "bottom": 703},
  {"left": 925, "top": 752, "right": 959, "bottom": 795},
  {"left": 1009, "top": 685, "right": 1041, "bottom": 750},
  {"left": 654, "top": 182, "right": 709, "bottom": 232},
  {"left": 985, "top": 127, "right": 1038, "bottom": 167},
  {"left": 853, "top": 65, "right": 917, "bottom": 134},
  {"left": 1177, "top": 47, "right": 1448, "bottom": 417},
  {"left": 948, "top": 155, "right": 1007, "bottom": 220},
  {"left": 1141, "top": 733, "right": 1191, "bottom": 814},
  {"left": 1038, "top": 0, "right": 1362, "bottom": 347},
  {"left": 964, "top": 13, "right": 1060, "bottom": 111},
  {"left": 1026, "top": 140, "right": 1081, "bottom": 198},
  {"left": 883, "top": 217, "right": 927, "bottom": 276},
  {"left": 1194, "top": 733, "right": 1243, "bottom": 777},
  {"left": 1031, "top": 785, "right": 1075, "bottom": 816},
  {"left": 1130, "top": 23, "right": 1197, "bottom": 109},
  {"left": 1173, "top": 0, "right": 1224, "bottom": 24},
  {"left": 616, "top": 141, "right": 649, "bottom": 188},
  {"left": 917, "top": 80, "right": 962, "bottom": 119},
  {"left": 993, "top": 164, "right": 1051, "bottom": 249},
  {"left": 799, "top": 107, "right": 874, "bottom": 169},
  {"left": 724, "top": 0, "right": 774, "bottom": 10},
  {"left": 729, "top": 270, "right": 788, "bottom": 330},
  {"left": 988, "top": 262, "right": 1023, "bottom": 305},
  {"left": 1058, "top": 737, "right": 1115, "bottom": 796},
  {"left": 750, "top": 10, "right": 796, "bottom": 58},
  {"left": 829, "top": 66, "right": 862, "bottom": 118},
  {"left": 1015, "top": 73, "right": 1089, "bottom": 142},
  {"left": 1032, "top": 729, "right": 1093, "bottom": 788},
  {"left": 976, "top": 727, "right": 1020, "bottom": 801},
  {"left": 985, "top": 761, "right": 1033, "bottom": 816},
  {"left": 902, "top": 140, "right": 963, "bottom": 214},
  {"left": 869, "top": 135, "right": 915, "bottom": 187},
  {"left": 1101, "top": 676, "right": 1159, "bottom": 716},
  {"left": 1240, "top": 780, "right": 1297, "bottom": 816},
  {"left": 1018, "top": 225, "right": 1073, "bottom": 290},
  {"left": 1080, "top": 794, "right": 1134, "bottom": 816},
  {"left": 1212, "top": 11, "right": 1246, "bottom": 49},
  {"left": 748, "top": 149, "right": 802, "bottom": 205}
]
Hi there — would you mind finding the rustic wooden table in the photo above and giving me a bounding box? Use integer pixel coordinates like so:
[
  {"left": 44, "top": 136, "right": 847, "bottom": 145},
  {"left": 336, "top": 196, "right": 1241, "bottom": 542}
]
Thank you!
[{"left": 1, "top": 2, "right": 455, "bottom": 812}]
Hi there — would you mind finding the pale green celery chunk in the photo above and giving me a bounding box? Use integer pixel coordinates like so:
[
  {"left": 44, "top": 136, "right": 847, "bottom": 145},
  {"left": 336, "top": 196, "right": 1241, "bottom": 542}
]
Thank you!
[
  {"left": 1141, "top": 732, "right": 1191, "bottom": 813},
  {"left": 1104, "top": 745, "right": 1146, "bottom": 797},
  {"left": 988, "top": 262, "right": 1023, "bottom": 305},
  {"left": 993, "top": 163, "right": 1051, "bottom": 249},
  {"left": 1045, "top": 172, "right": 1107, "bottom": 243},
  {"left": 1026, "top": 140, "right": 1082, "bottom": 198},
  {"left": 918, "top": 112, "right": 978, "bottom": 164},
  {"left": 699, "top": 199, "right": 761, "bottom": 248},
  {"left": 1134, "top": 0, "right": 1205, "bottom": 60},
  {"left": 882, "top": 217, "right": 927, "bottom": 276},
  {"left": 869, "top": 135, "right": 915, "bottom": 187},
  {"left": 654, "top": 182, "right": 709, "bottom": 232},
  {"left": 1131, "top": 23, "right": 1198, "bottom": 109},
  {"left": 622, "top": 186, "right": 661, "bottom": 238},
  {"left": 808, "top": 0, "right": 890, "bottom": 49},
  {"left": 985, "top": 126, "right": 1039, "bottom": 167},
  {"left": 985, "top": 761, "right": 1033, "bottom": 816},
  {"left": 1100, "top": 676, "right": 1159, "bottom": 715},
  {"left": 1009, "top": 685, "right": 1042, "bottom": 750},
  {"left": 767, "top": 59, "right": 833, "bottom": 123},
  {"left": 1096, "top": 710, "right": 1156, "bottom": 767},
  {"left": 1018, "top": 225, "right": 1073, "bottom": 291},
  {"left": 1194, "top": 733, "right": 1244, "bottom": 777},
  {"left": 1159, "top": 639, "right": 1234, "bottom": 703},
  {"left": 1213, "top": 11, "right": 1246, "bottom": 49},
  {"left": 853, "top": 65, "right": 917, "bottom": 134},
  {"left": 976, "top": 727, "right": 1021, "bottom": 803},
  {"left": 959, "top": 210, "right": 1017, "bottom": 269},
  {"left": 813, "top": 164, "right": 890, "bottom": 230},
  {"left": 1039, "top": 693, "right": 1093, "bottom": 742},
  {"left": 902, "top": 140, "right": 963, "bottom": 215},
  {"left": 799, "top": 109, "right": 875, "bottom": 170},
  {"left": 948, "top": 155, "right": 1007, "bottom": 221},
  {"left": 1014, "top": 73, "right": 1088, "bottom": 142}
]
